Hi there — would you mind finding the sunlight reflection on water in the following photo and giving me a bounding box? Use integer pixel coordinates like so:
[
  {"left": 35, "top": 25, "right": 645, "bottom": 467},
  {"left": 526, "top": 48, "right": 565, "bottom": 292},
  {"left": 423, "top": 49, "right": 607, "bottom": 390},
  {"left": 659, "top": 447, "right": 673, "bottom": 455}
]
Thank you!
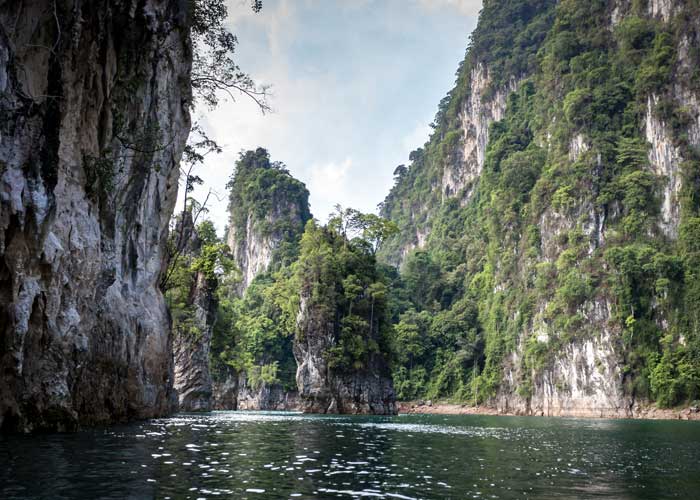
[{"left": 1, "top": 411, "right": 700, "bottom": 499}]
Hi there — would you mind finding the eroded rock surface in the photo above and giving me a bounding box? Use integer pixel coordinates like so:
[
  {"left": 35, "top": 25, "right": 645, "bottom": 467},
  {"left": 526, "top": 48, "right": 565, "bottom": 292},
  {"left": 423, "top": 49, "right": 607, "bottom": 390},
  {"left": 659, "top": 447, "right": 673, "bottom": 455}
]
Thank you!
[
  {"left": 294, "top": 297, "right": 397, "bottom": 415},
  {"left": 170, "top": 214, "right": 217, "bottom": 411},
  {"left": 0, "top": 0, "right": 191, "bottom": 431}
]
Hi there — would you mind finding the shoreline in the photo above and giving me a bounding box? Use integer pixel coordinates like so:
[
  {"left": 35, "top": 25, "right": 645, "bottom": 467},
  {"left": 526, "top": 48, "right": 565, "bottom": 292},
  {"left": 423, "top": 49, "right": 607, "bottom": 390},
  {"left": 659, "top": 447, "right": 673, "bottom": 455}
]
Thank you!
[{"left": 397, "top": 401, "right": 700, "bottom": 421}]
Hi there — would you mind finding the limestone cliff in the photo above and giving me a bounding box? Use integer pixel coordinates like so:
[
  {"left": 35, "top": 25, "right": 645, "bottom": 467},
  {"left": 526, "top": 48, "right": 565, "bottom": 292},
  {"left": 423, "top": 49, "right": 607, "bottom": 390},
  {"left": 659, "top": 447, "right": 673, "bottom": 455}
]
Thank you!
[
  {"left": 382, "top": 65, "right": 518, "bottom": 266},
  {"left": 379, "top": 3, "right": 543, "bottom": 267},
  {"left": 493, "top": 0, "right": 700, "bottom": 418},
  {"left": 225, "top": 148, "right": 311, "bottom": 295},
  {"left": 380, "top": 0, "right": 700, "bottom": 416},
  {"left": 441, "top": 65, "right": 519, "bottom": 203},
  {"left": 0, "top": 0, "right": 191, "bottom": 431},
  {"left": 170, "top": 213, "right": 216, "bottom": 411},
  {"left": 235, "top": 381, "right": 299, "bottom": 411},
  {"left": 294, "top": 295, "right": 397, "bottom": 415},
  {"left": 173, "top": 269, "right": 216, "bottom": 411}
]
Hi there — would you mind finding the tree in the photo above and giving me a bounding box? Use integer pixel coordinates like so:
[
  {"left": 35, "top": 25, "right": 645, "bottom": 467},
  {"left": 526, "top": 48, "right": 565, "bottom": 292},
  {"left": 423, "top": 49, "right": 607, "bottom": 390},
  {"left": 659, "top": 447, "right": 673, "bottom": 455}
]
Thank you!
[
  {"left": 357, "top": 213, "right": 399, "bottom": 255},
  {"left": 164, "top": 0, "right": 269, "bottom": 289},
  {"left": 393, "top": 164, "right": 408, "bottom": 180},
  {"left": 328, "top": 206, "right": 398, "bottom": 254},
  {"left": 328, "top": 205, "right": 362, "bottom": 239},
  {"left": 191, "top": 0, "right": 271, "bottom": 112}
]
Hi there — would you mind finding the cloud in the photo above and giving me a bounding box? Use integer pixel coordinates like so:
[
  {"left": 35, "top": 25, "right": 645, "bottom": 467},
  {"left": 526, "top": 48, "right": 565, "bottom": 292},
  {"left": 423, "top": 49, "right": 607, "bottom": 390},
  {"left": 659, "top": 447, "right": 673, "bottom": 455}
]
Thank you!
[
  {"left": 180, "top": 0, "right": 480, "bottom": 236},
  {"left": 402, "top": 122, "right": 433, "bottom": 153},
  {"left": 308, "top": 157, "right": 353, "bottom": 220},
  {"left": 417, "top": 0, "right": 482, "bottom": 17}
]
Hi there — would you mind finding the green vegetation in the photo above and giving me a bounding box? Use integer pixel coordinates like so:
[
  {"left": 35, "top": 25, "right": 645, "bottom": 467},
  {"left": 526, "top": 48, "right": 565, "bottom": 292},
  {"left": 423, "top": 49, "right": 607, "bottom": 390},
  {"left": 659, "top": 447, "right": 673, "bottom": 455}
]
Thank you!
[
  {"left": 211, "top": 266, "right": 299, "bottom": 389},
  {"left": 210, "top": 204, "right": 398, "bottom": 389},
  {"left": 164, "top": 216, "right": 234, "bottom": 341},
  {"left": 174, "top": 1, "right": 700, "bottom": 410},
  {"left": 295, "top": 211, "right": 397, "bottom": 371},
  {"left": 210, "top": 148, "right": 311, "bottom": 389},
  {"left": 191, "top": 0, "right": 269, "bottom": 111},
  {"left": 379, "top": 0, "right": 700, "bottom": 407},
  {"left": 227, "top": 148, "right": 312, "bottom": 269}
]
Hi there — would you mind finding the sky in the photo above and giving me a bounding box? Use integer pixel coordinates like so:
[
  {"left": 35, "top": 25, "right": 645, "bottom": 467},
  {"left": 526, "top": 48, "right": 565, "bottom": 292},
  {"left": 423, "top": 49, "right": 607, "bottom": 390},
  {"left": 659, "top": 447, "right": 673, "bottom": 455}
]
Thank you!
[{"left": 187, "top": 0, "right": 482, "bottom": 234}]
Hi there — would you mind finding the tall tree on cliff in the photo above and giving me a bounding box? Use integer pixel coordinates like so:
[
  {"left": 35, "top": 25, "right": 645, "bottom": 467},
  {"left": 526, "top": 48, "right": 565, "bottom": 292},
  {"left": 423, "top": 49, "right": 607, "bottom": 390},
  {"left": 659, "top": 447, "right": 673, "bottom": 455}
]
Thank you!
[
  {"left": 162, "top": 0, "right": 271, "bottom": 291},
  {"left": 161, "top": 0, "right": 273, "bottom": 412}
]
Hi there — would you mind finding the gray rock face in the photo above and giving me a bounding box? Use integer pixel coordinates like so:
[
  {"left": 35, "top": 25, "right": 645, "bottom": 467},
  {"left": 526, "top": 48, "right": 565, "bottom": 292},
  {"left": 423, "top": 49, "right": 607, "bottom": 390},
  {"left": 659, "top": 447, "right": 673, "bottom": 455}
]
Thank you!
[
  {"left": 226, "top": 196, "right": 309, "bottom": 295},
  {"left": 495, "top": 299, "right": 632, "bottom": 418},
  {"left": 294, "top": 297, "right": 397, "bottom": 415},
  {"left": 441, "top": 64, "right": 518, "bottom": 202},
  {"left": 386, "top": 64, "right": 519, "bottom": 266},
  {"left": 172, "top": 268, "right": 216, "bottom": 411},
  {"left": 211, "top": 369, "right": 239, "bottom": 410},
  {"left": 227, "top": 211, "right": 276, "bottom": 295},
  {"left": 170, "top": 213, "right": 216, "bottom": 412},
  {"left": 211, "top": 370, "right": 299, "bottom": 411},
  {"left": 236, "top": 383, "right": 299, "bottom": 411},
  {"left": 0, "top": 0, "right": 191, "bottom": 431},
  {"left": 489, "top": 0, "right": 700, "bottom": 418}
]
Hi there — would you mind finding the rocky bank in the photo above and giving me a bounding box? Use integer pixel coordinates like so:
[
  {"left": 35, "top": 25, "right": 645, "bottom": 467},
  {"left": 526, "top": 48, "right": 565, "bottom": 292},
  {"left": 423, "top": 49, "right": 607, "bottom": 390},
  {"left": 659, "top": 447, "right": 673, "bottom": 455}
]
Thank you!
[
  {"left": 294, "top": 295, "right": 397, "bottom": 415},
  {"left": 212, "top": 371, "right": 299, "bottom": 411}
]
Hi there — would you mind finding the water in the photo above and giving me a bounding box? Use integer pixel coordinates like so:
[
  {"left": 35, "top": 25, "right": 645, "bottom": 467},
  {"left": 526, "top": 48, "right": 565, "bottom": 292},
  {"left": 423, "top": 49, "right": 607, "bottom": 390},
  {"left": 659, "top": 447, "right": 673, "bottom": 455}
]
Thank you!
[{"left": 1, "top": 412, "right": 699, "bottom": 499}]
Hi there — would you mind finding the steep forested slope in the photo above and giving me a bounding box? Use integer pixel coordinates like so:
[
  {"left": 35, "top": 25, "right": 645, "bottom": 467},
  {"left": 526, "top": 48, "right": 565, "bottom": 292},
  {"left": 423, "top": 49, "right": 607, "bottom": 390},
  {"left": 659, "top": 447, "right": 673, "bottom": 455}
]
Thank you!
[
  {"left": 380, "top": 0, "right": 700, "bottom": 416},
  {"left": 210, "top": 149, "right": 310, "bottom": 409},
  {"left": 226, "top": 148, "right": 312, "bottom": 295}
]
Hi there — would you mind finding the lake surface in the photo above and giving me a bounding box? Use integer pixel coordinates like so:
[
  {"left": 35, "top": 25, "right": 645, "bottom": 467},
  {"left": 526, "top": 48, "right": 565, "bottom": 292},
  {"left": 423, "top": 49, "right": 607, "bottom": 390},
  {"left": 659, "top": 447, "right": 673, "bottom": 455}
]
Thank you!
[{"left": 1, "top": 411, "right": 699, "bottom": 499}]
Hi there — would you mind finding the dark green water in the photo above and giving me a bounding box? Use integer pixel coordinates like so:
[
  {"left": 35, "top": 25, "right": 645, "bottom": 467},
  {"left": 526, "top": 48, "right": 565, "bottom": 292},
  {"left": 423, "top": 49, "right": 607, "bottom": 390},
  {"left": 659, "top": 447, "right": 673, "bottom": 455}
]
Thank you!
[{"left": 1, "top": 412, "right": 699, "bottom": 499}]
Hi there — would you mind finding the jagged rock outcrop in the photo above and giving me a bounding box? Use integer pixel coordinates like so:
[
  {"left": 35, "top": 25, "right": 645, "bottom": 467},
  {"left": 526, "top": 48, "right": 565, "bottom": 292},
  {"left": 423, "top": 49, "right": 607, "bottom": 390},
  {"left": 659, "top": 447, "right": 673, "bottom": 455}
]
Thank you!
[
  {"left": 225, "top": 148, "right": 311, "bottom": 295},
  {"left": 0, "top": 0, "right": 191, "bottom": 431},
  {"left": 208, "top": 148, "right": 310, "bottom": 411},
  {"left": 216, "top": 372, "right": 299, "bottom": 410},
  {"left": 380, "top": 0, "right": 700, "bottom": 416},
  {"left": 294, "top": 296, "right": 397, "bottom": 415},
  {"left": 170, "top": 213, "right": 216, "bottom": 412}
]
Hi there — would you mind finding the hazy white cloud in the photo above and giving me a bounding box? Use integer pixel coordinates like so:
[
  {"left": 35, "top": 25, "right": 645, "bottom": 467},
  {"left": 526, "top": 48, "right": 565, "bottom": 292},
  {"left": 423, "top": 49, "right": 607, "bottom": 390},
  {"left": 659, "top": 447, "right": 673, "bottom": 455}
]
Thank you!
[
  {"left": 402, "top": 122, "right": 433, "bottom": 153},
  {"left": 308, "top": 157, "right": 353, "bottom": 221},
  {"left": 181, "top": 0, "right": 480, "bottom": 235},
  {"left": 417, "top": 0, "right": 482, "bottom": 17}
]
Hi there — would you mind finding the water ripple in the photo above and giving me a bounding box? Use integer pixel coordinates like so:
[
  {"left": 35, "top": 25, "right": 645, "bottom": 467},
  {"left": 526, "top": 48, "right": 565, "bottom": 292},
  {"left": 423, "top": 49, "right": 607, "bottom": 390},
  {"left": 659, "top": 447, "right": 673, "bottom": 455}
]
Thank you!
[{"left": 1, "top": 411, "right": 700, "bottom": 499}]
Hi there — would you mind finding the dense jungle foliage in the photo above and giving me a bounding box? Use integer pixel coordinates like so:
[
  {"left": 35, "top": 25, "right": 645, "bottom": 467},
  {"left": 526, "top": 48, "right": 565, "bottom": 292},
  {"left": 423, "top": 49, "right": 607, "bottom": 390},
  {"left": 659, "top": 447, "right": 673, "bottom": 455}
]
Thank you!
[
  {"left": 174, "top": 0, "right": 700, "bottom": 410},
  {"left": 208, "top": 150, "right": 397, "bottom": 390},
  {"left": 210, "top": 149, "right": 311, "bottom": 390},
  {"left": 379, "top": 0, "right": 700, "bottom": 406}
]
